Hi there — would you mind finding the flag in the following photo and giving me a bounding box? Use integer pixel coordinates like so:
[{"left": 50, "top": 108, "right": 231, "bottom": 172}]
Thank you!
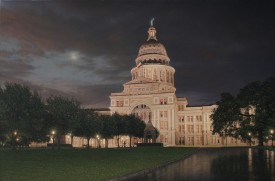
[{"left": 137, "top": 62, "right": 142, "bottom": 68}]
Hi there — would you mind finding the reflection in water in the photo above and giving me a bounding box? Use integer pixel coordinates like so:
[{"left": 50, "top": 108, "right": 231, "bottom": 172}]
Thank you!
[
  {"left": 248, "top": 148, "right": 253, "bottom": 180},
  {"left": 125, "top": 148, "right": 275, "bottom": 181}
]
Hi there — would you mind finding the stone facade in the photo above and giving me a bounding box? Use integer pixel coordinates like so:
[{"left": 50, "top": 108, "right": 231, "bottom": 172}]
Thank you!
[{"left": 109, "top": 24, "right": 247, "bottom": 147}]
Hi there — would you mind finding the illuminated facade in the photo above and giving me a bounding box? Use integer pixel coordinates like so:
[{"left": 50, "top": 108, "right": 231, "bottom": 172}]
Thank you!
[{"left": 109, "top": 23, "right": 246, "bottom": 147}]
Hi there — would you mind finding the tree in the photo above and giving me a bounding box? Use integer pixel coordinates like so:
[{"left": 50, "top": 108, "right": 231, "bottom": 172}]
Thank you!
[
  {"left": 99, "top": 115, "right": 115, "bottom": 148},
  {"left": 212, "top": 78, "right": 275, "bottom": 146},
  {"left": 74, "top": 109, "right": 102, "bottom": 148},
  {"left": 0, "top": 83, "right": 32, "bottom": 147},
  {"left": 22, "top": 91, "right": 49, "bottom": 145},
  {"left": 124, "top": 114, "right": 145, "bottom": 147},
  {"left": 46, "top": 95, "right": 80, "bottom": 149},
  {"left": 124, "top": 114, "right": 135, "bottom": 147},
  {"left": 100, "top": 113, "right": 146, "bottom": 148},
  {"left": 111, "top": 113, "right": 127, "bottom": 148},
  {"left": 133, "top": 117, "right": 146, "bottom": 142},
  {"left": 0, "top": 83, "right": 48, "bottom": 147},
  {"left": 211, "top": 93, "right": 241, "bottom": 138},
  {"left": 0, "top": 87, "right": 8, "bottom": 145}
]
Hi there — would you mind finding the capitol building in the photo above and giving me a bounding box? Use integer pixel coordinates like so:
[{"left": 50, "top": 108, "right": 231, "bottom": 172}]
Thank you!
[{"left": 107, "top": 23, "right": 246, "bottom": 147}]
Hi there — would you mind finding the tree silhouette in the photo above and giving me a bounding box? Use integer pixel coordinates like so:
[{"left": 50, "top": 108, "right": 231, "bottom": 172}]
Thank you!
[
  {"left": 212, "top": 78, "right": 275, "bottom": 146},
  {"left": 46, "top": 95, "right": 80, "bottom": 149}
]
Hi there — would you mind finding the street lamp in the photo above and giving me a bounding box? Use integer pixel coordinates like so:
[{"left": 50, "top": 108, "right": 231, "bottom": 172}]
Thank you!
[
  {"left": 51, "top": 130, "right": 56, "bottom": 148},
  {"left": 248, "top": 132, "right": 252, "bottom": 146},
  {"left": 96, "top": 135, "right": 100, "bottom": 148},
  {"left": 270, "top": 129, "right": 274, "bottom": 147},
  {"left": 12, "top": 131, "right": 18, "bottom": 148}
]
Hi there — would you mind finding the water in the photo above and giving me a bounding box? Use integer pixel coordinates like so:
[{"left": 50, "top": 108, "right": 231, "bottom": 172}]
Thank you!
[{"left": 126, "top": 148, "right": 275, "bottom": 181}]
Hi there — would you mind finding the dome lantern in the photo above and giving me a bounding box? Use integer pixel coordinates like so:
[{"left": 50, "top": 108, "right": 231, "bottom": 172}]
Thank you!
[{"left": 135, "top": 20, "right": 170, "bottom": 66}]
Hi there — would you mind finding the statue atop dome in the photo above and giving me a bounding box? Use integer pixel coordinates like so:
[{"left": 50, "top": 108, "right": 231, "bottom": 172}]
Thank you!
[
  {"left": 147, "top": 18, "right": 157, "bottom": 41},
  {"left": 150, "top": 17, "right": 155, "bottom": 26}
]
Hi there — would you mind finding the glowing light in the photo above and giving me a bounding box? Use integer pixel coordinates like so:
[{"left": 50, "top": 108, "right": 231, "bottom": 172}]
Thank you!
[
  {"left": 13, "top": 131, "right": 17, "bottom": 136},
  {"left": 70, "top": 51, "right": 79, "bottom": 61},
  {"left": 271, "top": 130, "right": 274, "bottom": 134},
  {"left": 51, "top": 130, "right": 55, "bottom": 135}
]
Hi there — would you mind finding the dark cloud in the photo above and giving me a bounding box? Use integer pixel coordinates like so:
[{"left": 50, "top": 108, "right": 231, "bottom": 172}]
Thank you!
[
  {"left": 0, "top": 0, "right": 275, "bottom": 108},
  {"left": 76, "top": 84, "right": 122, "bottom": 107}
]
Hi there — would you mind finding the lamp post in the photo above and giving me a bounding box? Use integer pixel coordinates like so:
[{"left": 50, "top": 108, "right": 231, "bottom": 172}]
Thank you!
[
  {"left": 51, "top": 130, "right": 56, "bottom": 149},
  {"left": 270, "top": 129, "right": 274, "bottom": 147},
  {"left": 96, "top": 135, "right": 100, "bottom": 148},
  {"left": 12, "top": 131, "right": 17, "bottom": 149},
  {"left": 248, "top": 132, "right": 252, "bottom": 146}
]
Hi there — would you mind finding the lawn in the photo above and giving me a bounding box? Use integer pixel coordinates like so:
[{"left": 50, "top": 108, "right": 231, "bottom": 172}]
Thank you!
[{"left": 0, "top": 147, "right": 197, "bottom": 181}]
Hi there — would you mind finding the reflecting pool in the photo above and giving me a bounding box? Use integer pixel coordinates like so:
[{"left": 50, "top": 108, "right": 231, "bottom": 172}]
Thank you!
[{"left": 126, "top": 148, "right": 275, "bottom": 181}]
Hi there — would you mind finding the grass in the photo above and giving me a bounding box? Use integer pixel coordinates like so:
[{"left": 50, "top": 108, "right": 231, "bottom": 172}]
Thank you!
[{"left": 0, "top": 147, "right": 197, "bottom": 181}]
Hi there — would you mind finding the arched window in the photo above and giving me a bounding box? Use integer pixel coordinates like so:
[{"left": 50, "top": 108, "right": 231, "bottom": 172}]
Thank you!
[{"left": 132, "top": 104, "right": 152, "bottom": 123}]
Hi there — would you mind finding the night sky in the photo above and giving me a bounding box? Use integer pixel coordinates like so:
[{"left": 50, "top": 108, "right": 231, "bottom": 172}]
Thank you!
[{"left": 0, "top": 0, "right": 275, "bottom": 108}]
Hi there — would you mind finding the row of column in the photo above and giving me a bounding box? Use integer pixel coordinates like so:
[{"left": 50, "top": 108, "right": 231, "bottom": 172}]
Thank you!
[{"left": 132, "top": 67, "right": 174, "bottom": 84}]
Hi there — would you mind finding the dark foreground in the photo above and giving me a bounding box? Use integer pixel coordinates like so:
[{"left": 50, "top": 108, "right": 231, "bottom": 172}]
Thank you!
[
  {"left": 0, "top": 147, "right": 196, "bottom": 181},
  {"left": 125, "top": 147, "right": 275, "bottom": 181}
]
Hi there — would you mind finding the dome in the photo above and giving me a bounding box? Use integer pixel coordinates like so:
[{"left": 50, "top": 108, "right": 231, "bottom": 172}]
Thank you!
[
  {"left": 135, "top": 26, "right": 170, "bottom": 66},
  {"left": 138, "top": 39, "right": 167, "bottom": 57}
]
